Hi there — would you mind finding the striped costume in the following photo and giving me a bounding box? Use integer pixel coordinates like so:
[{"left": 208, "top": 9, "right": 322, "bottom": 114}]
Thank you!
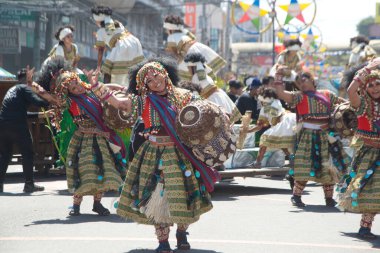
[
  {"left": 95, "top": 25, "right": 145, "bottom": 87},
  {"left": 65, "top": 94, "right": 125, "bottom": 196},
  {"left": 116, "top": 87, "right": 213, "bottom": 225},
  {"left": 338, "top": 94, "right": 380, "bottom": 214},
  {"left": 258, "top": 99, "right": 296, "bottom": 151}
]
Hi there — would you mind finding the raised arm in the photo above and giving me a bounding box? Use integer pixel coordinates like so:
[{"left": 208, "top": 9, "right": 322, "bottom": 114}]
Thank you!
[
  {"left": 86, "top": 69, "right": 132, "bottom": 112},
  {"left": 26, "top": 66, "right": 60, "bottom": 106}
]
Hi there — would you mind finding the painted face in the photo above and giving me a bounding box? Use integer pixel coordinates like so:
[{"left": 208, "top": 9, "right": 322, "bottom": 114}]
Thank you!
[
  {"left": 67, "top": 77, "right": 85, "bottom": 95},
  {"left": 366, "top": 79, "right": 380, "bottom": 100},
  {"left": 295, "top": 73, "right": 315, "bottom": 91},
  {"left": 145, "top": 70, "right": 167, "bottom": 94}
]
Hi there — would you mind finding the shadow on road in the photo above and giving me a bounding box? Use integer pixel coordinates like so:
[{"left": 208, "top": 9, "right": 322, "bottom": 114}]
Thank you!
[
  {"left": 289, "top": 205, "right": 342, "bottom": 213},
  {"left": 211, "top": 183, "right": 310, "bottom": 201},
  {"left": 24, "top": 214, "right": 131, "bottom": 226},
  {"left": 340, "top": 232, "right": 380, "bottom": 248},
  {"left": 125, "top": 249, "right": 221, "bottom": 253}
]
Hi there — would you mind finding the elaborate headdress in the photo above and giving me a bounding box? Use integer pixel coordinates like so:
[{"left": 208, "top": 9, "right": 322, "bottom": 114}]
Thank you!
[
  {"left": 128, "top": 57, "right": 179, "bottom": 95},
  {"left": 135, "top": 61, "right": 174, "bottom": 97}
]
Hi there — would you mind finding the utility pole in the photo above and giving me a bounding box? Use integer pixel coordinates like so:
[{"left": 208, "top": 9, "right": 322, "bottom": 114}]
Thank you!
[
  {"left": 33, "top": 11, "right": 41, "bottom": 70},
  {"left": 269, "top": 0, "right": 277, "bottom": 65},
  {"left": 224, "top": 1, "right": 231, "bottom": 69},
  {"left": 200, "top": 0, "right": 207, "bottom": 44}
]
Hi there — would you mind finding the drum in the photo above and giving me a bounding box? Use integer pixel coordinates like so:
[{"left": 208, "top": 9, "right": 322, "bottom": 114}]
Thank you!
[
  {"left": 330, "top": 102, "right": 357, "bottom": 138},
  {"left": 176, "top": 100, "right": 237, "bottom": 166},
  {"left": 102, "top": 91, "right": 131, "bottom": 130}
]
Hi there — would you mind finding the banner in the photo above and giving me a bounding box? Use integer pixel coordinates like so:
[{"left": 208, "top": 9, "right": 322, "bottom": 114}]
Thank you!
[{"left": 184, "top": 2, "right": 197, "bottom": 33}]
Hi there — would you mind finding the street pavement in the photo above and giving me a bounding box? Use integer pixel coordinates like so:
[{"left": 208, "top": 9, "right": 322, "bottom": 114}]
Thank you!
[{"left": 1, "top": 165, "right": 380, "bottom": 253}]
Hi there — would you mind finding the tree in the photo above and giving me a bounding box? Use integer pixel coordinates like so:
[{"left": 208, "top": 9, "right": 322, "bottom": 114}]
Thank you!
[{"left": 357, "top": 16, "right": 375, "bottom": 36}]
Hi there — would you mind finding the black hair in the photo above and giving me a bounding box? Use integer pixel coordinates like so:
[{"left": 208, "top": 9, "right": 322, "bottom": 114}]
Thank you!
[
  {"left": 34, "top": 57, "right": 73, "bottom": 91},
  {"left": 17, "top": 68, "right": 27, "bottom": 82},
  {"left": 178, "top": 80, "right": 202, "bottom": 94},
  {"left": 91, "top": 5, "right": 112, "bottom": 16},
  {"left": 342, "top": 62, "right": 368, "bottom": 89},
  {"left": 164, "top": 14, "right": 184, "bottom": 25},
  {"left": 184, "top": 53, "right": 206, "bottom": 64},
  {"left": 350, "top": 35, "right": 369, "bottom": 46},
  {"left": 228, "top": 80, "right": 243, "bottom": 89},
  {"left": 54, "top": 25, "right": 75, "bottom": 42},
  {"left": 284, "top": 38, "right": 302, "bottom": 48},
  {"left": 258, "top": 87, "right": 278, "bottom": 99},
  {"left": 262, "top": 76, "right": 274, "bottom": 85},
  {"left": 128, "top": 56, "right": 180, "bottom": 95}
]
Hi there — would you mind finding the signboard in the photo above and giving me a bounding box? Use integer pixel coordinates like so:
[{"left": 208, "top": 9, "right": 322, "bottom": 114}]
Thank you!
[
  {"left": 0, "top": 28, "right": 20, "bottom": 54},
  {"left": 0, "top": 8, "right": 35, "bottom": 22},
  {"left": 184, "top": 2, "right": 197, "bottom": 33}
]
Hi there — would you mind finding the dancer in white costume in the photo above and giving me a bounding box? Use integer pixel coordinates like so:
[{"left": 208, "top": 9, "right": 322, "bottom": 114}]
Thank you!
[
  {"left": 164, "top": 14, "right": 226, "bottom": 81},
  {"left": 91, "top": 5, "right": 145, "bottom": 87},
  {"left": 184, "top": 53, "right": 241, "bottom": 124},
  {"left": 247, "top": 87, "right": 296, "bottom": 168}
]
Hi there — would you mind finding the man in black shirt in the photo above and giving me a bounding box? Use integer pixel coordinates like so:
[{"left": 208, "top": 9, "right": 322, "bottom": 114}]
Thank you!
[
  {"left": 235, "top": 76, "right": 262, "bottom": 120},
  {"left": 0, "top": 70, "right": 53, "bottom": 193}
]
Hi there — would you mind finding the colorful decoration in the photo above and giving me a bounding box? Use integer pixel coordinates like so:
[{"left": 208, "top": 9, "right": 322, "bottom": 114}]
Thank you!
[
  {"left": 231, "top": 0, "right": 273, "bottom": 35},
  {"left": 300, "top": 25, "right": 322, "bottom": 53},
  {"left": 232, "top": 0, "right": 316, "bottom": 35}
]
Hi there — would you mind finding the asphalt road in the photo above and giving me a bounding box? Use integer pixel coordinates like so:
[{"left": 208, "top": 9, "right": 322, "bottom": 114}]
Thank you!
[{"left": 1, "top": 166, "right": 379, "bottom": 253}]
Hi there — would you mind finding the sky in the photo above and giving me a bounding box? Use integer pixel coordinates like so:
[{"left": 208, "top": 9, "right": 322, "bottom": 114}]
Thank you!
[{"left": 312, "top": 0, "right": 378, "bottom": 45}]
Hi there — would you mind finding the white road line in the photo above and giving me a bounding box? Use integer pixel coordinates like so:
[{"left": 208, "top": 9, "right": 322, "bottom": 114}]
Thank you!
[{"left": 0, "top": 237, "right": 379, "bottom": 251}]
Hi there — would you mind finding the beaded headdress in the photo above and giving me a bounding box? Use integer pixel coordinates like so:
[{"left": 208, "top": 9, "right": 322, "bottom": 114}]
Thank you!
[{"left": 135, "top": 61, "right": 174, "bottom": 96}]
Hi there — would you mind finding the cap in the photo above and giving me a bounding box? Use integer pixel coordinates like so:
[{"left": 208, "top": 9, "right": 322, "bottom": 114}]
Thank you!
[{"left": 245, "top": 76, "right": 262, "bottom": 90}]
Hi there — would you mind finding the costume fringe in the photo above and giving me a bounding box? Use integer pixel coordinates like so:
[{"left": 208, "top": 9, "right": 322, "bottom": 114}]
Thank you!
[{"left": 145, "top": 182, "right": 171, "bottom": 224}]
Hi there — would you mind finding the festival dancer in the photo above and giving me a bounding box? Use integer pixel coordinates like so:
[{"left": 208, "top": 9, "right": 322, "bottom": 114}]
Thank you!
[
  {"left": 247, "top": 87, "right": 296, "bottom": 168},
  {"left": 91, "top": 5, "right": 145, "bottom": 86},
  {"left": 163, "top": 14, "right": 226, "bottom": 81},
  {"left": 27, "top": 58, "right": 126, "bottom": 216},
  {"left": 348, "top": 35, "right": 377, "bottom": 69},
  {"left": 270, "top": 38, "right": 303, "bottom": 81},
  {"left": 338, "top": 58, "right": 380, "bottom": 239},
  {"left": 183, "top": 53, "right": 241, "bottom": 124},
  {"left": 89, "top": 58, "right": 218, "bottom": 253},
  {"left": 272, "top": 68, "right": 349, "bottom": 207},
  {"left": 45, "top": 25, "right": 80, "bottom": 67}
]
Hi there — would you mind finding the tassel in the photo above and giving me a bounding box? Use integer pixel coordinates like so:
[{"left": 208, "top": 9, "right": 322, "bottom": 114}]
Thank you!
[{"left": 144, "top": 182, "right": 171, "bottom": 224}]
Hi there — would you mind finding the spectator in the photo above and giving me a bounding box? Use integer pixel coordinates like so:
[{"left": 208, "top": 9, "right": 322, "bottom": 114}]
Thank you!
[
  {"left": 0, "top": 68, "right": 58, "bottom": 193},
  {"left": 227, "top": 79, "right": 244, "bottom": 102},
  {"left": 235, "top": 76, "right": 262, "bottom": 120}
]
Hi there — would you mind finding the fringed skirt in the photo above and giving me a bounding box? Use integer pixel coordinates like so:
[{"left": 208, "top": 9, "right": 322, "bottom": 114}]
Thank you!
[
  {"left": 259, "top": 112, "right": 296, "bottom": 151},
  {"left": 178, "top": 42, "right": 226, "bottom": 81},
  {"left": 293, "top": 128, "right": 350, "bottom": 184},
  {"left": 338, "top": 146, "right": 380, "bottom": 213},
  {"left": 117, "top": 141, "right": 213, "bottom": 225},
  {"left": 66, "top": 131, "right": 123, "bottom": 195}
]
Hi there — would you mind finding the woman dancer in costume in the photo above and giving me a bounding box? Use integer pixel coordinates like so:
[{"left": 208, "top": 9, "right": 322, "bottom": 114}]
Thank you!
[
  {"left": 45, "top": 25, "right": 80, "bottom": 67},
  {"left": 89, "top": 58, "right": 217, "bottom": 253},
  {"left": 164, "top": 14, "right": 226, "bottom": 81},
  {"left": 338, "top": 58, "right": 380, "bottom": 239},
  {"left": 91, "top": 5, "right": 145, "bottom": 86},
  {"left": 272, "top": 68, "right": 349, "bottom": 207},
  {"left": 247, "top": 87, "right": 296, "bottom": 168},
  {"left": 27, "top": 58, "right": 126, "bottom": 216}
]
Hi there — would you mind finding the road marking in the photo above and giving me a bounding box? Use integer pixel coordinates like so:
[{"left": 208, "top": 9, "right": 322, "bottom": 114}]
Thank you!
[{"left": 0, "top": 237, "right": 378, "bottom": 251}]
